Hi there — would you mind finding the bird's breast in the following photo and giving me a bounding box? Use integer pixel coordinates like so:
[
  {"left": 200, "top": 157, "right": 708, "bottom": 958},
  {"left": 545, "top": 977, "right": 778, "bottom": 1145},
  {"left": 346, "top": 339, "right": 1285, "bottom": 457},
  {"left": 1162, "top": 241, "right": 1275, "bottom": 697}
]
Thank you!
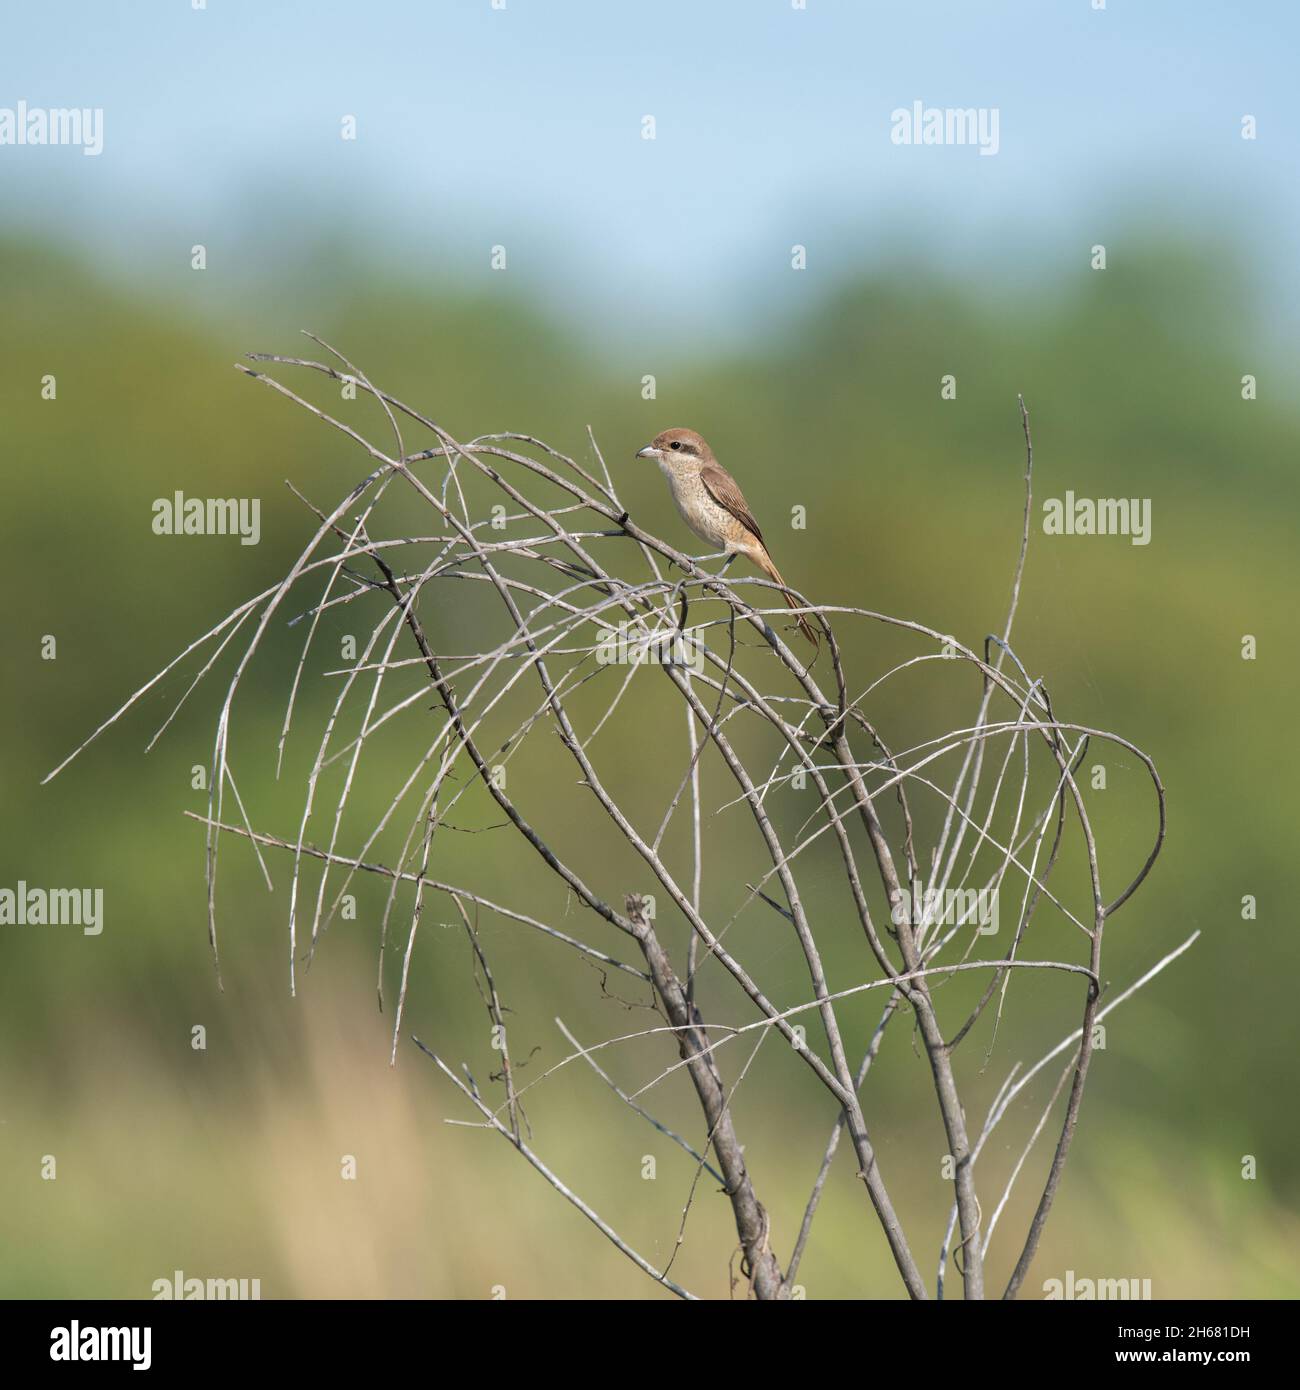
[{"left": 657, "top": 463, "right": 734, "bottom": 548}]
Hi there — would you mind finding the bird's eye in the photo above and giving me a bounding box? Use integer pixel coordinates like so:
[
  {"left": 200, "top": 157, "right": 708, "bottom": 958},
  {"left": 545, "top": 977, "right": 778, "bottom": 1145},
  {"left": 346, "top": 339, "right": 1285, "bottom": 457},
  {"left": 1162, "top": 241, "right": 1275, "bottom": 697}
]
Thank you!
[{"left": 670, "top": 440, "right": 682, "bottom": 451}]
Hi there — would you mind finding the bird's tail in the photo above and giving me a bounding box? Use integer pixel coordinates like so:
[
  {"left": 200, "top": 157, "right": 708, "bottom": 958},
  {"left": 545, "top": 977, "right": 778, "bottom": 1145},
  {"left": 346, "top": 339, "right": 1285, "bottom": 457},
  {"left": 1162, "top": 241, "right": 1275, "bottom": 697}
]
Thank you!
[{"left": 754, "top": 549, "right": 819, "bottom": 649}]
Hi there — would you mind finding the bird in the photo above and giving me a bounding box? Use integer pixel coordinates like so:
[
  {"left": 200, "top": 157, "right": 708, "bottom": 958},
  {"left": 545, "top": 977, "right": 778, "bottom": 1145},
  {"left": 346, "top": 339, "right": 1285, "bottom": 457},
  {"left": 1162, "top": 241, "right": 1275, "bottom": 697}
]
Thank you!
[{"left": 634, "top": 428, "right": 817, "bottom": 647}]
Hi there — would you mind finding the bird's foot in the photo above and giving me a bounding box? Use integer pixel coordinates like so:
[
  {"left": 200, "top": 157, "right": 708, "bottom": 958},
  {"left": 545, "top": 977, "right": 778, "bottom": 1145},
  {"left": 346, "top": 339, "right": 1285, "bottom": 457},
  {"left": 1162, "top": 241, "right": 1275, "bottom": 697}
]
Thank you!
[{"left": 681, "top": 550, "right": 733, "bottom": 574}]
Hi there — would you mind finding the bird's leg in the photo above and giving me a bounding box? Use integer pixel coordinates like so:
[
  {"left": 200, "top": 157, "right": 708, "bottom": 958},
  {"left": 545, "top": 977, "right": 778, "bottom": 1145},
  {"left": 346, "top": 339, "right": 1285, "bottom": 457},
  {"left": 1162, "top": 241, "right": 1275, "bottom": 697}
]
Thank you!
[{"left": 679, "top": 548, "right": 729, "bottom": 572}]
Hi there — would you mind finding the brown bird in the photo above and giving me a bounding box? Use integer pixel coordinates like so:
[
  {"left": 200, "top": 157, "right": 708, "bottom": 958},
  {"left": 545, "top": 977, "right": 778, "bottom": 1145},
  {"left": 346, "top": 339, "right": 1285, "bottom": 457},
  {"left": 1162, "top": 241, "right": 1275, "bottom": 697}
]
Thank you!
[{"left": 634, "top": 428, "right": 817, "bottom": 647}]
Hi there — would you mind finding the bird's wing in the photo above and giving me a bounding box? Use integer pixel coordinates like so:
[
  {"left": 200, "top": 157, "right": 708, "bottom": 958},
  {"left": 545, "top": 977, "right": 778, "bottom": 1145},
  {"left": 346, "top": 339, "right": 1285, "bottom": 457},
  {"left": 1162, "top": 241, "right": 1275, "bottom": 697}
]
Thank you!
[{"left": 699, "top": 462, "right": 765, "bottom": 547}]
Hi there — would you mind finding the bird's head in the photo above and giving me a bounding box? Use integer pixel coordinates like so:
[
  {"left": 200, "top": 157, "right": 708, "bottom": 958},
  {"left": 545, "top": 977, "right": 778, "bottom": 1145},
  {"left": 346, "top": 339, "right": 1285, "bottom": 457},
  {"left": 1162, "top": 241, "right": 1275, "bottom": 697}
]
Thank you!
[{"left": 634, "top": 428, "right": 712, "bottom": 469}]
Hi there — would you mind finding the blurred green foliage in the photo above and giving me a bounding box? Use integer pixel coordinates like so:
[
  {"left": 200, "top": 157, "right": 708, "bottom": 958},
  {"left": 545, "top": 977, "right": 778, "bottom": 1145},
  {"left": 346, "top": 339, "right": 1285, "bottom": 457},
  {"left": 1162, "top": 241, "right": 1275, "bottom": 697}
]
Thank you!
[{"left": 0, "top": 231, "right": 1295, "bottom": 1298}]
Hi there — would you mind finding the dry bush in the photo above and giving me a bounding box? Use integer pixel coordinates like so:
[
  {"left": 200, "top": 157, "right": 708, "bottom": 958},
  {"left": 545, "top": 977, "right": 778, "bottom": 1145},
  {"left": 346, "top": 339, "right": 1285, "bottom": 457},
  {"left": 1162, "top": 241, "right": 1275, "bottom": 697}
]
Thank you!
[{"left": 48, "top": 335, "right": 1188, "bottom": 1300}]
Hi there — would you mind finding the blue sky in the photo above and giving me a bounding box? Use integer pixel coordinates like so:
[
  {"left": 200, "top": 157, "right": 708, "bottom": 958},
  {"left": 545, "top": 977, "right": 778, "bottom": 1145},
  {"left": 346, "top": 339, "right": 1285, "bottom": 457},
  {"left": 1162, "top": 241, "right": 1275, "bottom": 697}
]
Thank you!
[{"left": 2, "top": 1, "right": 1296, "bottom": 341}]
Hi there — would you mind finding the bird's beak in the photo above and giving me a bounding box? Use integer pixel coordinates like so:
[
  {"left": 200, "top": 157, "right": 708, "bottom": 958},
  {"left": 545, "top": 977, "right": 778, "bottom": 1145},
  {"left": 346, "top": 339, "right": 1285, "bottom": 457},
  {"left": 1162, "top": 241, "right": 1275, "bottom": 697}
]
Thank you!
[{"left": 635, "top": 444, "right": 658, "bottom": 460}]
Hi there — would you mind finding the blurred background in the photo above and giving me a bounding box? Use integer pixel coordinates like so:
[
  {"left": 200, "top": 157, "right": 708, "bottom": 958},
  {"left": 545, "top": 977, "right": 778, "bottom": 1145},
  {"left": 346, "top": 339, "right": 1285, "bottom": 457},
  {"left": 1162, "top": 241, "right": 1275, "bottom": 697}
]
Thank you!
[{"left": 1, "top": 0, "right": 1297, "bottom": 1299}]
